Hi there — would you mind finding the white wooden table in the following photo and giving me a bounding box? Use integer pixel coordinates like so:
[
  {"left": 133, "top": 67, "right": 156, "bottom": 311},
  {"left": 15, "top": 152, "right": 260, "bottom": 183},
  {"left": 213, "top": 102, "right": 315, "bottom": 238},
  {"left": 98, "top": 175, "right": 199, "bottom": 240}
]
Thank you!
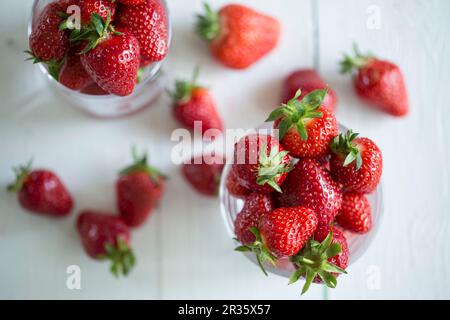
[{"left": 0, "top": 0, "right": 449, "bottom": 299}]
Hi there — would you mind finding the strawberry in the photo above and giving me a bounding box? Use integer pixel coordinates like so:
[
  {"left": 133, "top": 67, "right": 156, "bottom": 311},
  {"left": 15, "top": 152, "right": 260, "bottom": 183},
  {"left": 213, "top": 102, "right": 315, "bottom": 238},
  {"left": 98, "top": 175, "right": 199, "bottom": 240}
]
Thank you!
[
  {"left": 77, "top": 210, "right": 135, "bottom": 277},
  {"left": 196, "top": 3, "right": 280, "bottom": 69},
  {"left": 232, "top": 134, "right": 292, "bottom": 193},
  {"left": 236, "top": 207, "right": 317, "bottom": 275},
  {"left": 28, "top": 0, "right": 71, "bottom": 62},
  {"left": 116, "top": 0, "right": 169, "bottom": 62},
  {"left": 79, "top": 0, "right": 116, "bottom": 25},
  {"left": 80, "top": 82, "right": 108, "bottom": 95},
  {"left": 169, "top": 68, "right": 223, "bottom": 134},
  {"left": 290, "top": 226, "right": 348, "bottom": 294},
  {"left": 7, "top": 161, "right": 73, "bottom": 217},
  {"left": 340, "top": 44, "right": 409, "bottom": 116},
  {"left": 59, "top": 47, "right": 93, "bottom": 90},
  {"left": 330, "top": 130, "right": 383, "bottom": 194},
  {"left": 275, "top": 158, "right": 342, "bottom": 226},
  {"left": 182, "top": 154, "right": 225, "bottom": 196},
  {"left": 267, "top": 89, "right": 338, "bottom": 158},
  {"left": 336, "top": 192, "right": 372, "bottom": 234},
  {"left": 281, "top": 69, "right": 337, "bottom": 113},
  {"left": 117, "top": 148, "right": 165, "bottom": 227},
  {"left": 73, "top": 14, "right": 140, "bottom": 96},
  {"left": 226, "top": 169, "right": 250, "bottom": 199},
  {"left": 234, "top": 193, "right": 274, "bottom": 245},
  {"left": 117, "top": 0, "right": 146, "bottom": 4}
]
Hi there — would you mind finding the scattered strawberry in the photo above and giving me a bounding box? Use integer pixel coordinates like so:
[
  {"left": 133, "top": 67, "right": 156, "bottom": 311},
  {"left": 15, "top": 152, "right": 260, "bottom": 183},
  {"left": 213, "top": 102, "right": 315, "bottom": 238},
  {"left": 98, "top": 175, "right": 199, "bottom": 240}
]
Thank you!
[
  {"left": 336, "top": 192, "right": 372, "bottom": 234},
  {"left": 117, "top": 148, "right": 165, "bottom": 227},
  {"left": 232, "top": 134, "right": 292, "bottom": 193},
  {"left": 116, "top": 0, "right": 169, "bottom": 62},
  {"left": 79, "top": 0, "right": 116, "bottom": 25},
  {"left": 340, "top": 44, "right": 409, "bottom": 116},
  {"left": 236, "top": 207, "right": 317, "bottom": 275},
  {"left": 267, "top": 89, "right": 338, "bottom": 158},
  {"left": 28, "top": 0, "right": 71, "bottom": 62},
  {"left": 73, "top": 14, "right": 140, "bottom": 96},
  {"left": 196, "top": 3, "right": 280, "bottom": 69},
  {"left": 169, "top": 68, "right": 223, "bottom": 134},
  {"left": 281, "top": 69, "right": 337, "bottom": 112},
  {"left": 59, "top": 47, "right": 93, "bottom": 90},
  {"left": 330, "top": 130, "right": 382, "bottom": 194},
  {"left": 182, "top": 154, "right": 225, "bottom": 196},
  {"left": 276, "top": 158, "right": 342, "bottom": 226},
  {"left": 226, "top": 169, "right": 250, "bottom": 199},
  {"left": 290, "top": 226, "right": 348, "bottom": 294},
  {"left": 7, "top": 161, "right": 73, "bottom": 217},
  {"left": 234, "top": 193, "right": 274, "bottom": 245},
  {"left": 77, "top": 210, "right": 135, "bottom": 276}
]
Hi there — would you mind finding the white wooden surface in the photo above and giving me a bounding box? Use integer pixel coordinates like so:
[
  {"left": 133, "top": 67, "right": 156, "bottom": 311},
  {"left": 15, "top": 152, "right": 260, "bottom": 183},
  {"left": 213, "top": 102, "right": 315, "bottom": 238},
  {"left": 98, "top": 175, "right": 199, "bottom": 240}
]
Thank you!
[{"left": 0, "top": 0, "right": 449, "bottom": 299}]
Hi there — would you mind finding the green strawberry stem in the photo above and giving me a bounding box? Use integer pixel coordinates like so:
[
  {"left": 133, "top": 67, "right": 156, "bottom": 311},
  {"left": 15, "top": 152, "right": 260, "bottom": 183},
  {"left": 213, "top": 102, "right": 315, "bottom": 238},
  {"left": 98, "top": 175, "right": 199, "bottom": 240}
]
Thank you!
[
  {"left": 234, "top": 227, "right": 277, "bottom": 276},
  {"left": 256, "top": 143, "right": 292, "bottom": 193},
  {"left": 120, "top": 146, "right": 167, "bottom": 184},
  {"left": 266, "top": 88, "right": 328, "bottom": 140},
  {"left": 167, "top": 66, "right": 202, "bottom": 103},
  {"left": 330, "top": 129, "right": 363, "bottom": 170},
  {"left": 7, "top": 160, "right": 32, "bottom": 193},
  {"left": 25, "top": 51, "right": 62, "bottom": 81},
  {"left": 66, "top": 11, "right": 121, "bottom": 54},
  {"left": 196, "top": 3, "right": 220, "bottom": 41},
  {"left": 340, "top": 43, "right": 374, "bottom": 74},
  {"left": 98, "top": 237, "right": 136, "bottom": 277},
  {"left": 289, "top": 230, "right": 347, "bottom": 295}
]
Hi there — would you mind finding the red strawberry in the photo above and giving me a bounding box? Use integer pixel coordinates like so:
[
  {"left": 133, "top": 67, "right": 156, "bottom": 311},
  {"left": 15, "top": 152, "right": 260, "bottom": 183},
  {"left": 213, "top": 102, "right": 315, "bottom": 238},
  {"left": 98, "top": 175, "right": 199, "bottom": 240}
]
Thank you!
[
  {"left": 75, "top": 14, "right": 140, "bottom": 96},
  {"left": 276, "top": 158, "right": 342, "bottom": 226},
  {"left": 77, "top": 211, "right": 135, "bottom": 276},
  {"left": 117, "top": 0, "right": 146, "bottom": 4},
  {"left": 232, "top": 134, "right": 292, "bottom": 193},
  {"left": 290, "top": 225, "right": 348, "bottom": 294},
  {"left": 79, "top": 0, "right": 116, "bottom": 25},
  {"left": 336, "top": 192, "right": 372, "bottom": 234},
  {"left": 28, "top": 0, "right": 71, "bottom": 62},
  {"left": 281, "top": 69, "right": 337, "bottom": 113},
  {"left": 330, "top": 130, "right": 383, "bottom": 194},
  {"left": 117, "top": 148, "right": 165, "bottom": 227},
  {"left": 182, "top": 154, "right": 225, "bottom": 196},
  {"left": 260, "top": 207, "right": 318, "bottom": 257},
  {"left": 80, "top": 82, "right": 108, "bottom": 95},
  {"left": 170, "top": 68, "right": 223, "bottom": 134},
  {"left": 341, "top": 44, "right": 409, "bottom": 116},
  {"left": 116, "top": 0, "right": 169, "bottom": 62},
  {"left": 196, "top": 3, "right": 280, "bottom": 69},
  {"left": 267, "top": 89, "right": 338, "bottom": 158},
  {"left": 234, "top": 193, "right": 274, "bottom": 245},
  {"left": 7, "top": 161, "right": 73, "bottom": 217},
  {"left": 59, "top": 48, "right": 93, "bottom": 90},
  {"left": 236, "top": 206, "right": 317, "bottom": 275},
  {"left": 226, "top": 168, "right": 250, "bottom": 199}
]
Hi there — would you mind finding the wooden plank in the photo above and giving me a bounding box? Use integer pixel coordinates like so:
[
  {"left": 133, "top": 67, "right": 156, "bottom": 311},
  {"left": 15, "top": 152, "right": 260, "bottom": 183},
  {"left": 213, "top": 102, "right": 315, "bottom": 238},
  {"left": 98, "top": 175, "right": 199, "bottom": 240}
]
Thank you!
[{"left": 317, "top": 0, "right": 450, "bottom": 298}]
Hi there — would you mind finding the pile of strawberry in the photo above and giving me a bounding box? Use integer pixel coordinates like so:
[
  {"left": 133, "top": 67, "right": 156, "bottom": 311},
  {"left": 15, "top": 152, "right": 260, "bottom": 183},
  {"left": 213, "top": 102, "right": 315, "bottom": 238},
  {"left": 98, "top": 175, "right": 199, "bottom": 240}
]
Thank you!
[
  {"left": 27, "top": 0, "right": 169, "bottom": 96},
  {"left": 7, "top": 148, "right": 165, "bottom": 277},
  {"left": 227, "top": 89, "right": 383, "bottom": 294}
]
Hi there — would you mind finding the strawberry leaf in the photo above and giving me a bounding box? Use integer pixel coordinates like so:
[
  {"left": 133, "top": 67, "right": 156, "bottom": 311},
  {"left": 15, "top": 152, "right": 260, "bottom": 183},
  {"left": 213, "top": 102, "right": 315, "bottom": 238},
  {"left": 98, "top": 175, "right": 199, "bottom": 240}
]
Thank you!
[{"left": 289, "top": 230, "right": 347, "bottom": 295}]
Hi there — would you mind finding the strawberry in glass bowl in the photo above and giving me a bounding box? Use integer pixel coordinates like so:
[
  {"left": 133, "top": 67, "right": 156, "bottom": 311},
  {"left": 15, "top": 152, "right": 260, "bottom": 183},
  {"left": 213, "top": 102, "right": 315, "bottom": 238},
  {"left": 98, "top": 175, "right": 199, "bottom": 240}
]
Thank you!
[{"left": 27, "top": 0, "right": 171, "bottom": 118}]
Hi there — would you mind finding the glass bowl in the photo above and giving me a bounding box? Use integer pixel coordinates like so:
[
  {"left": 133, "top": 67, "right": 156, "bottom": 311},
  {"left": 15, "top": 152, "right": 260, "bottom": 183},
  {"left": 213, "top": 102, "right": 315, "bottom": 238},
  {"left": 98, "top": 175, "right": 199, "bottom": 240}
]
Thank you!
[
  {"left": 219, "top": 122, "right": 383, "bottom": 278},
  {"left": 29, "top": 0, "right": 172, "bottom": 118}
]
